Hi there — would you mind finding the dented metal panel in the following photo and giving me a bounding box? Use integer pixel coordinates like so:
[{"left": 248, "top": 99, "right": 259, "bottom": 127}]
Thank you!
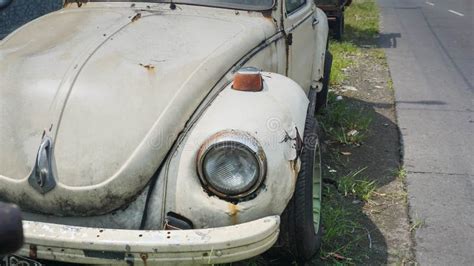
[
  {"left": 18, "top": 216, "right": 280, "bottom": 265},
  {"left": 0, "top": 3, "right": 278, "bottom": 216},
  {"left": 160, "top": 73, "right": 309, "bottom": 229}
]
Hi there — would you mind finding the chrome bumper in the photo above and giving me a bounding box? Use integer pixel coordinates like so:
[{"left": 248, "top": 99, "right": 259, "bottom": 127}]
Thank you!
[{"left": 17, "top": 216, "right": 280, "bottom": 265}]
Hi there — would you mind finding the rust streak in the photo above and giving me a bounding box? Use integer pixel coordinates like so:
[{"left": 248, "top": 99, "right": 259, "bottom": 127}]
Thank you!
[
  {"left": 290, "top": 160, "right": 300, "bottom": 186},
  {"left": 261, "top": 10, "right": 272, "bottom": 18},
  {"left": 29, "top": 244, "right": 38, "bottom": 259},
  {"left": 139, "top": 63, "right": 156, "bottom": 72},
  {"left": 140, "top": 253, "right": 148, "bottom": 266},
  {"left": 227, "top": 203, "right": 240, "bottom": 225},
  {"left": 131, "top": 13, "right": 142, "bottom": 22}
]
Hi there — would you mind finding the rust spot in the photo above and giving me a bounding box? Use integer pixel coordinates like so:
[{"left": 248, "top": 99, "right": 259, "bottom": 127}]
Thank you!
[
  {"left": 139, "top": 63, "right": 155, "bottom": 72},
  {"left": 290, "top": 159, "right": 300, "bottom": 186},
  {"left": 227, "top": 203, "right": 240, "bottom": 225},
  {"left": 140, "top": 253, "right": 148, "bottom": 266},
  {"left": 131, "top": 13, "right": 142, "bottom": 22},
  {"left": 64, "top": 0, "right": 88, "bottom": 8},
  {"left": 29, "top": 244, "right": 37, "bottom": 259},
  {"left": 261, "top": 10, "right": 272, "bottom": 18}
]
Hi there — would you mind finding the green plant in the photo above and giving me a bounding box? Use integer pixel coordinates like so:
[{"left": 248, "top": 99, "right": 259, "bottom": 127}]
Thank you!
[
  {"left": 338, "top": 168, "right": 376, "bottom": 201},
  {"left": 319, "top": 92, "right": 372, "bottom": 145}
]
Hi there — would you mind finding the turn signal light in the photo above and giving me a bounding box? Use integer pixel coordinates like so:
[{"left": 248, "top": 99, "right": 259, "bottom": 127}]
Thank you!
[{"left": 232, "top": 67, "right": 263, "bottom": 92}]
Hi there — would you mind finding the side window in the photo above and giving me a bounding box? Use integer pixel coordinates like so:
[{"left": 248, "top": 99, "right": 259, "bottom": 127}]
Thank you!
[{"left": 286, "top": 0, "right": 307, "bottom": 14}]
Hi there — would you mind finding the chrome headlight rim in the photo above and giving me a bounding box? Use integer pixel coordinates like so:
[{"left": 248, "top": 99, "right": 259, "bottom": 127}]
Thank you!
[{"left": 197, "top": 130, "right": 267, "bottom": 200}]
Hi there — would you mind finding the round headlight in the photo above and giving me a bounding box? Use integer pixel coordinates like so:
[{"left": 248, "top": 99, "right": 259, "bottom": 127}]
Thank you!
[{"left": 197, "top": 131, "right": 266, "bottom": 199}]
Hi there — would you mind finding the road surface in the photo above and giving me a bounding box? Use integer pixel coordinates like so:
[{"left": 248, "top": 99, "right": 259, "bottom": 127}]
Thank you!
[
  {"left": 378, "top": 0, "right": 473, "bottom": 264},
  {"left": 0, "top": 0, "right": 62, "bottom": 39}
]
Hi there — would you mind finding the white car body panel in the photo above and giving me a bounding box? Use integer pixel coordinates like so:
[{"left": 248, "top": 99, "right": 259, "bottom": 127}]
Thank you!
[
  {"left": 0, "top": 3, "right": 277, "bottom": 215},
  {"left": 161, "top": 73, "right": 309, "bottom": 229},
  {"left": 0, "top": 0, "right": 330, "bottom": 264}
]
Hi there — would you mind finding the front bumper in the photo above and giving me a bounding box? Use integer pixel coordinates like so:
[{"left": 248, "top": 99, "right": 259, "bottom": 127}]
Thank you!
[{"left": 17, "top": 216, "right": 280, "bottom": 265}]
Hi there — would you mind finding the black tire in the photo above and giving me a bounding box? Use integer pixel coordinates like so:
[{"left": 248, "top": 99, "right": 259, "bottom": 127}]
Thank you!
[
  {"left": 334, "top": 13, "right": 344, "bottom": 40},
  {"left": 270, "top": 113, "right": 323, "bottom": 263},
  {"left": 315, "top": 51, "right": 333, "bottom": 113}
]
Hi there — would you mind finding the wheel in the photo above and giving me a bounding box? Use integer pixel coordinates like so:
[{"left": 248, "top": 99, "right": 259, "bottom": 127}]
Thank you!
[
  {"left": 315, "top": 51, "right": 333, "bottom": 113},
  {"left": 270, "top": 114, "right": 323, "bottom": 263},
  {"left": 334, "top": 13, "right": 344, "bottom": 40}
]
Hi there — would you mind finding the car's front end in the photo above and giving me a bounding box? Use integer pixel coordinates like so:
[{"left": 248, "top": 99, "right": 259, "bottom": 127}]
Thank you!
[
  {"left": 12, "top": 67, "right": 309, "bottom": 264},
  {"left": 0, "top": 1, "right": 320, "bottom": 264}
]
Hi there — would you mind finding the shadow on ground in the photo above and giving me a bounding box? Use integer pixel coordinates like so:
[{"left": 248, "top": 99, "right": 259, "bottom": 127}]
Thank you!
[
  {"left": 344, "top": 24, "right": 402, "bottom": 49},
  {"left": 315, "top": 94, "right": 400, "bottom": 265}
]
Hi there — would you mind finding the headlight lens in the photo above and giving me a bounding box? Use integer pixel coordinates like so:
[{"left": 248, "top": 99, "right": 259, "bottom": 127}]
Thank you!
[{"left": 197, "top": 131, "right": 266, "bottom": 199}]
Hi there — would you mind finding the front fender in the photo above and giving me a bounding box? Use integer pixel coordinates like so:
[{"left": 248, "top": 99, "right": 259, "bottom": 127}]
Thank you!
[{"left": 163, "top": 73, "right": 309, "bottom": 228}]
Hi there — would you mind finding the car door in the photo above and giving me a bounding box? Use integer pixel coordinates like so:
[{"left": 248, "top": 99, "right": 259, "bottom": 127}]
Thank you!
[{"left": 284, "top": 0, "right": 318, "bottom": 93}]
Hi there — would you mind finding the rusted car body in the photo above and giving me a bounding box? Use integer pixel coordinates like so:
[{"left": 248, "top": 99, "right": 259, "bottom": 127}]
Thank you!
[
  {"left": 0, "top": 0, "right": 331, "bottom": 264},
  {"left": 316, "top": 0, "right": 352, "bottom": 39}
]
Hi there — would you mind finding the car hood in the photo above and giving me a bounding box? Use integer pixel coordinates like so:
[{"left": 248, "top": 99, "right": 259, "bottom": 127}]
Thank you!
[{"left": 0, "top": 4, "right": 275, "bottom": 215}]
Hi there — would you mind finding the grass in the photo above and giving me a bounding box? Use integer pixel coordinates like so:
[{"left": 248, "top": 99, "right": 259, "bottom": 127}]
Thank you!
[
  {"left": 388, "top": 78, "right": 394, "bottom": 91},
  {"left": 318, "top": 168, "right": 378, "bottom": 264},
  {"left": 319, "top": 181, "right": 378, "bottom": 264},
  {"left": 344, "top": 0, "right": 380, "bottom": 43},
  {"left": 394, "top": 166, "right": 407, "bottom": 182},
  {"left": 410, "top": 216, "right": 425, "bottom": 232},
  {"left": 329, "top": 0, "right": 381, "bottom": 86},
  {"left": 317, "top": 0, "right": 386, "bottom": 264},
  {"left": 329, "top": 42, "right": 358, "bottom": 85},
  {"left": 319, "top": 92, "right": 372, "bottom": 145},
  {"left": 338, "top": 168, "right": 376, "bottom": 202}
]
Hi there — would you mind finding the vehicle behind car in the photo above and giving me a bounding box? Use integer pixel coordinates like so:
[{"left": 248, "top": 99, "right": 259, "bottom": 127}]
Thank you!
[{"left": 316, "top": 0, "right": 352, "bottom": 40}]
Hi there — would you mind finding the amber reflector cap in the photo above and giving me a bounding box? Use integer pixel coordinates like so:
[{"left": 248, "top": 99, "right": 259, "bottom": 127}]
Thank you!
[{"left": 232, "top": 67, "right": 263, "bottom": 92}]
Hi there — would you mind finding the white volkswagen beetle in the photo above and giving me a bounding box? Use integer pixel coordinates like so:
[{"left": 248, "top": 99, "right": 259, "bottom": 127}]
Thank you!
[{"left": 0, "top": 0, "right": 332, "bottom": 264}]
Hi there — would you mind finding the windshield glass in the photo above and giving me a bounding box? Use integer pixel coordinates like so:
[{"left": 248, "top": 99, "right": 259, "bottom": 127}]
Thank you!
[{"left": 89, "top": 0, "right": 274, "bottom": 11}]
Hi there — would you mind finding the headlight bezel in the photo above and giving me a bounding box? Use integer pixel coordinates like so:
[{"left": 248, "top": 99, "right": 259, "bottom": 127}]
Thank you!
[{"left": 196, "top": 130, "right": 267, "bottom": 200}]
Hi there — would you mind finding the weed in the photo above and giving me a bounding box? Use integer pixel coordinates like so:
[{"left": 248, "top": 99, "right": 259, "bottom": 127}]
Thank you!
[
  {"left": 388, "top": 78, "right": 394, "bottom": 91},
  {"left": 328, "top": 0, "right": 381, "bottom": 85},
  {"left": 320, "top": 186, "right": 364, "bottom": 263},
  {"left": 319, "top": 92, "right": 372, "bottom": 145},
  {"left": 410, "top": 217, "right": 425, "bottom": 232},
  {"left": 338, "top": 168, "right": 376, "bottom": 201},
  {"left": 344, "top": 0, "right": 380, "bottom": 44},
  {"left": 329, "top": 41, "right": 358, "bottom": 85},
  {"left": 394, "top": 166, "right": 407, "bottom": 181}
]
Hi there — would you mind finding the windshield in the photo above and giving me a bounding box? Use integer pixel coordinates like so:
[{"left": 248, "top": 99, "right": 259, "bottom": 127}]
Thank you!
[{"left": 88, "top": 0, "right": 275, "bottom": 11}]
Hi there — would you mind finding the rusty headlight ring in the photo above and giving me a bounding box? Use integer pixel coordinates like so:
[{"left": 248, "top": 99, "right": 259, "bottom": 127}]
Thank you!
[{"left": 197, "top": 130, "right": 267, "bottom": 200}]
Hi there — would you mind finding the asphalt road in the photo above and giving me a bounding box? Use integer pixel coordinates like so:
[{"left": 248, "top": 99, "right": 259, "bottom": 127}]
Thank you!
[{"left": 378, "top": 0, "right": 473, "bottom": 264}]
